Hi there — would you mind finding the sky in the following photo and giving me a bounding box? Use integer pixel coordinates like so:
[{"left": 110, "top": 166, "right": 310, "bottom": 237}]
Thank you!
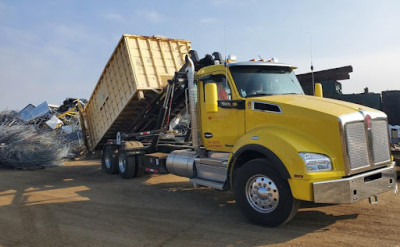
[{"left": 0, "top": 0, "right": 399, "bottom": 110}]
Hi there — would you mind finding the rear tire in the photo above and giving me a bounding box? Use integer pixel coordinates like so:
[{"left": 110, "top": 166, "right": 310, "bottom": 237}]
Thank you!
[
  {"left": 102, "top": 145, "right": 118, "bottom": 174},
  {"left": 233, "top": 158, "right": 300, "bottom": 227},
  {"left": 118, "top": 151, "right": 136, "bottom": 179},
  {"left": 134, "top": 154, "right": 145, "bottom": 177}
]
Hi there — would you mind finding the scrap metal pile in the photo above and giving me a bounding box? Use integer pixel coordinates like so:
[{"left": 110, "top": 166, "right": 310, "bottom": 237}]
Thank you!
[{"left": 0, "top": 98, "right": 87, "bottom": 169}]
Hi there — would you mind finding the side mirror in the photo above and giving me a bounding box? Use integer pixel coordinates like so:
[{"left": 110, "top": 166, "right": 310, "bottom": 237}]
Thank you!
[
  {"left": 205, "top": 83, "right": 218, "bottom": 113},
  {"left": 315, "top": 83, "right": 323, "bottom": 97}
]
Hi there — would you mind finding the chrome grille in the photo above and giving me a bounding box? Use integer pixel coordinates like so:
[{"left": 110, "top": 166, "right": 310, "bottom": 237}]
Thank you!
[
  {"left": 370, "top": 120, "right": 391, "bottom": 164},
  {"left": 345, "top": 122, "right": 369, "bottom": 170},
  {"left": 344, "top": 117, "right": 390, "bottom": 172}
]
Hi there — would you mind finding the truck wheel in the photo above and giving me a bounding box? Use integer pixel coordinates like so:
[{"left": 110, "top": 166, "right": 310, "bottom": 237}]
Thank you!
[
  {"left": 134, "top": 154, "right": 145, "bottom": 177},
  {"left": 233, "top": 158, "right": 300, "bottom": 227},
  {"left": 102, "top": 145, "right": 118, "bottom": 174},
  {"left": 118, "top": 151, "right": 136, "bottom": 179}
]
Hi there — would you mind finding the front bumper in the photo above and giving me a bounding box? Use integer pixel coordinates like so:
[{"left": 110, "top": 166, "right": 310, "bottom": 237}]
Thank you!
[{"left": 313, "top": 162, "right": 397, "bottom": 203}]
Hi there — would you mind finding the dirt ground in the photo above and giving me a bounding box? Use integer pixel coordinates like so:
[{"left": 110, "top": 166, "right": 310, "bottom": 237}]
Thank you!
[{"left": 0, "top": 160, "right": 399, "bottom": 247}]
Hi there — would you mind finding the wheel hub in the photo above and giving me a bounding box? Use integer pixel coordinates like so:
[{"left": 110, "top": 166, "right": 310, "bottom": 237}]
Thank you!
[
  {"left": 246, "top": 175, "right": 279, "bottom": 213},
  {"left": 105, "top": 155, "right": 111, "bottom": 169},
  {"left": 119, "top": 155, "right": 126, "bottom": 173},
  {"left": 256, "top": 186, "right": 270, "bottom": 199}
]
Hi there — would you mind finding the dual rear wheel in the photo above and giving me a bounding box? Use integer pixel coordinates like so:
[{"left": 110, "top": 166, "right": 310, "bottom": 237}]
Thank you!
[
  {"left": 101, "top": 145, "right": 144, "bottom": 179},
  {"left": 101, "top": 145, "right": 118, "bottom": 174}
]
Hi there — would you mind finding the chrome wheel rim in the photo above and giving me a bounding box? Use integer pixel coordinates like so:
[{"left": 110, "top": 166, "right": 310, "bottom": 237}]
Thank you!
[
  {"left": 245, "top": 175, "right": 279, "bottom": 213},
  {"left": 119, "top": 154, "right": 126, "bottom": 173},
  {"left": 105, "top": 151, "right": 112, "bottom": 169}
]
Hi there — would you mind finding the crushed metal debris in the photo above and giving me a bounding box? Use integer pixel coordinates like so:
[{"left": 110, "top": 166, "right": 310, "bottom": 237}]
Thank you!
[{"left": 0, "top": 98, "right": 87, "bottom": 169}]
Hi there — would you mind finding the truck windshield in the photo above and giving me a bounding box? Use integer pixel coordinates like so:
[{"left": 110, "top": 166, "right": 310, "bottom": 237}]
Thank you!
[{"left": 230, "top": 66, "right": 304, "bottom": 97}]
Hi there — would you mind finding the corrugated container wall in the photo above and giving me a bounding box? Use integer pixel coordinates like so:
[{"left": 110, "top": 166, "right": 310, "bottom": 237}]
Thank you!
[{"left": 82, "top": 34, "right": 191, "bottom": 151}]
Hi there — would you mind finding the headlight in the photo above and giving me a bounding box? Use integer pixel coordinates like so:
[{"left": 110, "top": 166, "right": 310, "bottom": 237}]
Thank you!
[{"left": 299, "top": 153, "right": 332, "bottom": 172}]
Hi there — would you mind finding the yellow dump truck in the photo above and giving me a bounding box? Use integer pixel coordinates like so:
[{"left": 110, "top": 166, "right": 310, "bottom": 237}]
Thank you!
[{"left": 82, "top": 34, "right": 397, "bottom": 227}]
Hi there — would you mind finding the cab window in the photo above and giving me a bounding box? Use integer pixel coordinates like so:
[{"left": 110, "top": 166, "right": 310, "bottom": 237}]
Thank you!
[
  {"left": 230, "top": 66, "right": 304, "bottom": 97},
  {"left": 203, "top": 75, "right": 231, "bottom": 101},
  {"left": 217, "top": 77, "right": 231, "bottom": 100}
]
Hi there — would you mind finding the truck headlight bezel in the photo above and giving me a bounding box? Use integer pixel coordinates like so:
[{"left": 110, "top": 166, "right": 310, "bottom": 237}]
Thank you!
[{"left": 299, "top": 152, "right": 332, "bottom": 173}]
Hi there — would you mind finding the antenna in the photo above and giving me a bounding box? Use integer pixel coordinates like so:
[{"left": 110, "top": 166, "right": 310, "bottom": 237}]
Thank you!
[
  {"left": 224, "top": 25, "right": 227, "bottom": 62},
  {"left": 309, "top": 35, "right": 315, "bottom": 95},
  {"left": 224, "top": 25, "right": 228, "bottom": 80}
]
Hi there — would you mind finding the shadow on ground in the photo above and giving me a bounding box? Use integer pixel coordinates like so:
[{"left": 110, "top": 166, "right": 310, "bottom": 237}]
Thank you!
[{"left": 0, "top": 161, "right": 359, "bottom": 247}]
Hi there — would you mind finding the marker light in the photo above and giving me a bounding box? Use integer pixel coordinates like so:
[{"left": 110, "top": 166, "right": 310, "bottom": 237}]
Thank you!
[
  {"left": 227, "top": 55, "right": 237, "bottom": 62},
  {"left": 267, "top": 58, "right": 279, "bottom": 63}
]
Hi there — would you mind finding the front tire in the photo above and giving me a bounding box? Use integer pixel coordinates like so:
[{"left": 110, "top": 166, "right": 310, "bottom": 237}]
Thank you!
[{"left": 233, "top": 158, "right": 300, "bottom": 227}]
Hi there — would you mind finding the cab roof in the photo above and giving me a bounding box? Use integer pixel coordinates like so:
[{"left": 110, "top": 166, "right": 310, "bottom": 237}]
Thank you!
[{"left": 227, "top": 61, "right": 295, "bottom": 68}]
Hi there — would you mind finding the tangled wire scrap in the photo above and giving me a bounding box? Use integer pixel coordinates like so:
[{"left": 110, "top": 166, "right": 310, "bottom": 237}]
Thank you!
[{"left": 0, "top": 111, "right": 73, "bottom": 169}]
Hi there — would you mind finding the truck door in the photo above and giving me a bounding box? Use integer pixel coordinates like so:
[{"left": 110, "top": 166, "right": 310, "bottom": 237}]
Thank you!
[{"left": 199, "top": 73, "right": 244, "bottom": 152}]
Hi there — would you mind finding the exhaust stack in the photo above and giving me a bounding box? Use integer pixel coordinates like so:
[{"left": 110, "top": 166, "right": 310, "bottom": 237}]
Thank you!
[{"left": 185, "top": 56, "right": 201, "bottom": 155}]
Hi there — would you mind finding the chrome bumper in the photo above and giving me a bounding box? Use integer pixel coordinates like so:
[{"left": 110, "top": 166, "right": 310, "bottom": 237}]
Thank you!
[{"left": 313, "top": 162, "right": 397, "bottom": 203}]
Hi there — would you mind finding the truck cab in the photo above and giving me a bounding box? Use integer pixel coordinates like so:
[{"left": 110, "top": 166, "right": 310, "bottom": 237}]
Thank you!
[{"left": 192, "top": 59, "right": 396, "bottom": 226}]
